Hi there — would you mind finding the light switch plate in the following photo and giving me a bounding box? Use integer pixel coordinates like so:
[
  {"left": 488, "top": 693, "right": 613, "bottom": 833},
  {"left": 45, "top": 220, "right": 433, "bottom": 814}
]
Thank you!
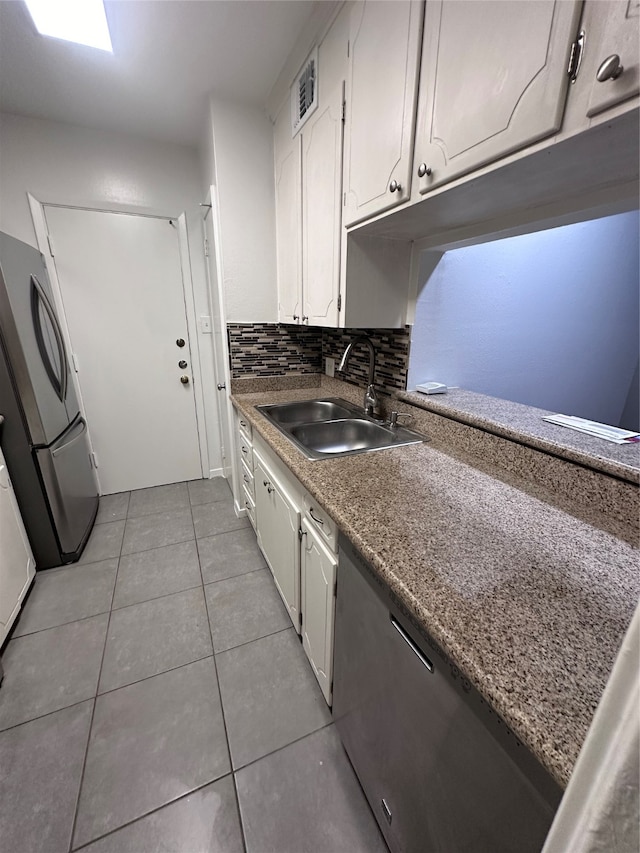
[
  {"left": 325, "top": 357, "right": 335, "bottom": 378},
  {"left": 200, "top": 315, "right": 212, "bottom": 334}
]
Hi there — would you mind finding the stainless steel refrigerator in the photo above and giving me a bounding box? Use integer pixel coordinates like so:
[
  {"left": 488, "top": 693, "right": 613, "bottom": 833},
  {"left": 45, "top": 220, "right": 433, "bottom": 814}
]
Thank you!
[{"left": 0, "top": 231, "right": 98, "bottom": 569}]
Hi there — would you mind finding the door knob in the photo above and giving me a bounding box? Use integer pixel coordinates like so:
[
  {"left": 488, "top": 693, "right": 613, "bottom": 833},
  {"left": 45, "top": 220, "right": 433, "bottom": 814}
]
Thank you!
[
  {"left": 180, "top": 375, "right": 190, "bottom": 384},
  {"left": 417, "top": 163, "right": 432, "bottom": 178},
  {"left": 596, "top": 54, "right": 624, "bottom": 82},
  {"left": 178, "top": 360, "right": 188, "bottom": 369},
  {"left": 217, "top": 382, "right": 226, "bottom": 390},
  {"left": 176, "top": 338, "right": 185, "bottom": 347},
  {"left": 389, "top": 180, "right": 402, "bottom": 193}
]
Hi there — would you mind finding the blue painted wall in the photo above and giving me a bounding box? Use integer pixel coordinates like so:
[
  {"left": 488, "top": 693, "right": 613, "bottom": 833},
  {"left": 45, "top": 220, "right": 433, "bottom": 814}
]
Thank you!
[{"left": 408, "top": 211, "right": 639, "bottom": 428}]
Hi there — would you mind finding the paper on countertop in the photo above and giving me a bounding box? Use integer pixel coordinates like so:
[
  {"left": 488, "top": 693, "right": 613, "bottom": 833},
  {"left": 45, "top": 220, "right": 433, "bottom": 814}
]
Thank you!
[{"left": 542, "top": 414, "right": 640, "bottom": 444}]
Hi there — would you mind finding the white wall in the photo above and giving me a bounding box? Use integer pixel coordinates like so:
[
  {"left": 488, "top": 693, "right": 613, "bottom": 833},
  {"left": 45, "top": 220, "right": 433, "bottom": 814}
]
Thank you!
[
  {"left": 208, "top": 96, "right": 277, "bottom": 322},
  {"left": 408, "top": 211, "right": 640, "bottom": 428},
  {"left": 0, "top": 111, "right": 223, "bottom": 473}
]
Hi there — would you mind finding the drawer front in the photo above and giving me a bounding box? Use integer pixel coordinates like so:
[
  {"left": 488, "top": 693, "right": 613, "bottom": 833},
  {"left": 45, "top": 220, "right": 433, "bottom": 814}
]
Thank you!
[
  {"left": 238, "top": 416, "right": 252, "bottom": 442},
  {"left": 242, "top": 485, "right": 256, "bottom": 528},
  {"left": 237, "top": 434, "right": 253, "bottom": 470},
  {"left": 241, "top": 458, "right": 255, "bottom": 501},
  {"left": 304, "top": 493, "right": 337, "bottom": 552}
]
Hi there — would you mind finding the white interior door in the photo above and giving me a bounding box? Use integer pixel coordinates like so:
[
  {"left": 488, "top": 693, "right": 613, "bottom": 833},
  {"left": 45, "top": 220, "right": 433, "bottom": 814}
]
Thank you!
[{"left": 44, "top": 205, "right": 203, "bottom": 494}]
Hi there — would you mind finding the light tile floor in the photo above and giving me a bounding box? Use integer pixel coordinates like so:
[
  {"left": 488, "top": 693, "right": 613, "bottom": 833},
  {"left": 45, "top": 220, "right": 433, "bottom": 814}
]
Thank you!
[{"left": 0, "top": 479, "right": 387, "bottom": 853}]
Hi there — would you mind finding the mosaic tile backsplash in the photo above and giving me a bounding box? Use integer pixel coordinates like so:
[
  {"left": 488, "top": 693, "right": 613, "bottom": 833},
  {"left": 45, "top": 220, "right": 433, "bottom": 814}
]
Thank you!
[{"left": 227, "top": 323, "right": 410, "bottom": 394}]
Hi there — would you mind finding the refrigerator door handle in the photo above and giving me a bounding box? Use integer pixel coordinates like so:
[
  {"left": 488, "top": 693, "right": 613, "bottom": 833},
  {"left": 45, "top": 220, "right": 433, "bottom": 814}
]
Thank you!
[
  {"left": 30, "top": 274, "right": 68, "bottom": 403},
  {"left": 51, "top": 417, "right": 87, "bottom": 458}
]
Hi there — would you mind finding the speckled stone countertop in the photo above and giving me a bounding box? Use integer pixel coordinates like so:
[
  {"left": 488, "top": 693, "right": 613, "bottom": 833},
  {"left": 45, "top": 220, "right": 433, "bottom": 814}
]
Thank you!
[
  {"left": 232, "top": 382, "right": 639, "bottom": 789},
  {"left": 399, "top": 387, "right": 640, "bottom": 484}
]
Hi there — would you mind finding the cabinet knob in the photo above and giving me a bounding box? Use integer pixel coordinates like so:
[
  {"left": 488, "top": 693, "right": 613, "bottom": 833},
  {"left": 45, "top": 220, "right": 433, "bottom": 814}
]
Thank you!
[
  {"left": 417, "top": 163, "right": 432, "bottom": 178},
  {"left": 180, "top": 375, "right": 190, "bottom": 384},
  {"left": 217, "top": 382, "right": 226, "bottom": 390},
  {"left": 596, "top": 54, "right": 624, "bottom": 82},
  {"left": 292, "top": 315, "right": 299, "bottom": 321},
  {"left": 389, "top": 180, "right": 402, "bottom": 193},
  {"left": 302, "top": 315, "right": 308, "bottom": 323}
]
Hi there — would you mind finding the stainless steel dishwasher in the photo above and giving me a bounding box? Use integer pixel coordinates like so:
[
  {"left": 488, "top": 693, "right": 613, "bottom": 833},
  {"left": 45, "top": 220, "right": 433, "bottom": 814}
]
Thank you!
[{"left": 333, "top": 534, "right": 563, "bottom": 853}]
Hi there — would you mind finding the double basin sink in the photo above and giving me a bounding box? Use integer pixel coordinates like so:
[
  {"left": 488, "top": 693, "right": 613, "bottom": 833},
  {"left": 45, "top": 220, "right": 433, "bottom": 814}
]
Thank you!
[{"left": 256, "top": 397, "right": 425, "bottom": 460}]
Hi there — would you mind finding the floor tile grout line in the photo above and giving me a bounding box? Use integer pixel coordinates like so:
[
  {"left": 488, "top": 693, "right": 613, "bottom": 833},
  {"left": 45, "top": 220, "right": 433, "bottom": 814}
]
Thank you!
[
  {"left": 95, "top": 652, "right": 215, "bottom": 699},
  {"left": 231, "top": 719, "right": 335, "bottom": 776},
  {"left": 213, "top": 625, "right": 292, "bottom": 657},
  {"left": 67, "top": 507, "right": 128, "bottom": 852},
  {"left": 111, "top": 580, "right": 204, "bottom": 613},
  {"left": 10, "top": 608, "right": 114, "bottom": 641},
  {"left": 197, "top": 531, "right": 247, "bottom": 853},
  {"left": 0, "top": 695, "right": 97, "bottom": 736},
  {"left": 202, "top": 564, "right": 269, "bottom": 589},
  {"left": 69, "top": 771, "right": 236, "bottom": 852}
]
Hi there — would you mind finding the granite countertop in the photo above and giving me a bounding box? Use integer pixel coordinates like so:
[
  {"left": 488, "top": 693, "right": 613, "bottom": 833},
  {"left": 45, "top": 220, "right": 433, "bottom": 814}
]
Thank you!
[
  {"left": 231, "top": 384, "right": 639, "bottom": 789},
  {"left": 398, "top": 387, "right": 640, "bottom": 484}
]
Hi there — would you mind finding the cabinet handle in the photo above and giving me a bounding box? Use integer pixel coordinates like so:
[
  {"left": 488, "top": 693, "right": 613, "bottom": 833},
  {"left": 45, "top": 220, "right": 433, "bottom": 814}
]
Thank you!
[
  {"left": 293, "top": 315, "right": 299, "bottom": 321},
  {"left": 241, "top": 445, "right": 248, "bottom": 454},
  {"left": 302, "top": 315, "right": 308, "bottom": 323},
  {"left": 263, "top": 479, "right": 273, "bottom": 494},
  {"left": 243, "top": 473, "right": 250, "bottom": 483},
  {"left": 596, "top": 54, "right": 624, "bottom": 82},
  {"left": 240, "top": 420, "right": 247, "bottom": 428},
  {"left": 309, "top": 508, "right": 324, "bottom": 526},
  {"left": 417, "top": 163, "right": 432, "bottom": 178},
  {"left": 389, "top": 180, "right": 402, "bottom": 193},
  {"left": 217, "top": 382, "right": 226, "bottom": 390},
  {"left": 390, "top": 615, "right": 433, "bottom": 673}
]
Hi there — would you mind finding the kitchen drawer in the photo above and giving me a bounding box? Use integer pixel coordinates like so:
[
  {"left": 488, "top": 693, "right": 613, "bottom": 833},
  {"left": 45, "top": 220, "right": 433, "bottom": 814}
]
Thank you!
[
  {"left": 238, "top": 416, "right": 252, "bottom": 443},
  {"left": 237, "top": 435, "right": 253, "bottom": 470},
  {"left": 241, "top": 458, "right": 255, "bottom": 501},
  {"left": 242, "top": 485, "right": 256, "bottom": 529},
  {"left": 304, "top": 493, "right": 337, "bottom": 552}
]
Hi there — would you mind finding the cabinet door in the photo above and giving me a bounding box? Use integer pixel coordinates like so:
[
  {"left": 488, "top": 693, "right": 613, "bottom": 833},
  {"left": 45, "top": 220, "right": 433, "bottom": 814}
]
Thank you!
[
  {"left": 301, "top": 519, "right": 337, "bottom": 704},
  {"left": 254, "top": 456, "right": 301, "bottom": 631},
  {"left": 301, "top": 83, "right": 343, "bottom": 327},
  {"left": 584, "top": 0, "right": 640, "bottom": 118},
  {"left": 274, "top": 102, "right": 302, "bottom": 324},
  {"left": 343, "top": 0, "right": 424, "bottom": 226},
  {"left": 415, "top": 0, "right": 582, "bottom": 193},
  {"left": 0, "top": 455, "right": 35, "bottom": 645}
]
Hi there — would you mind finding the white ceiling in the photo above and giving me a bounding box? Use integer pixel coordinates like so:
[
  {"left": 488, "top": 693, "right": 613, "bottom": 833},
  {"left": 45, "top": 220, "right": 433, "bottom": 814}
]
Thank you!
[{"left": 0, "top": 0, "right": 316, "bottom": 147}]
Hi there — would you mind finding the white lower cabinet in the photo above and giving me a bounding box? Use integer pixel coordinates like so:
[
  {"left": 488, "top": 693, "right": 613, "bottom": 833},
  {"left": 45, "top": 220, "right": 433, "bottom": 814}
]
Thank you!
[
  {"left": 301, "top": 518, "right": 337, "bottom": 704},
  {"left": 252, "top": 433, "right": 338, "bottom": 704},
  {"left": 254, "top": 451, "right": 301, "bottom": 631},
  {"left": 0, "top": 450, "right": 35, "bottom": 646}
]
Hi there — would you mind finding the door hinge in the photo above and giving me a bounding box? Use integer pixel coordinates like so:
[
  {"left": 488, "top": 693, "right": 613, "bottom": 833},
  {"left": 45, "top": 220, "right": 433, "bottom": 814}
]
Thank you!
[
  {"left": 341, "top": 100, "right": 346, "bottom": 123},
  {"left": 204, "top": 237, "right": 209, "bottom": 257},
  {"left": 299, "top": 611, "right": 303, "bottom": 629},
  {"left": 298, "top": 527, "right": 306, "bottom": 541},
  {"left": 337, "top": 293, "right": 342, "bottom": 312},
  {"left": 90, "top": 451, "right": 99, "bottom": 468},
  {"left": 71, "top": 352, "right": 80, "bottom": 373},
  {"left": 343, "top": 192, "right": 346, "bottom": 207},
  {"left": 567, "top": 29, "right": 585, "bottom": 83},
  {"left": 46, "top": 233, "right": 55, "bottom": 257},
  {"left": 334, "top": 577, "right": 338, "bottom": 597}
]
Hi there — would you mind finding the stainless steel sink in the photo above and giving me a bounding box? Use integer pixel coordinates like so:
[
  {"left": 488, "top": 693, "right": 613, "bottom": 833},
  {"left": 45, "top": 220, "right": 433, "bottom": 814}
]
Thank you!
[
  {"left": 256, "top": 397, "right": 425, "bottom": 460},
  {"left": 260, "top": 399, "right": 353, "bottom": 425}
]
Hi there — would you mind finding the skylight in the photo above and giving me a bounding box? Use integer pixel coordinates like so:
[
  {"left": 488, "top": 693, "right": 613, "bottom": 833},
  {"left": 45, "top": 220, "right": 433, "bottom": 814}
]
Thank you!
[{"left": 24, "top": 0, "right": 113, "bottom": 53}]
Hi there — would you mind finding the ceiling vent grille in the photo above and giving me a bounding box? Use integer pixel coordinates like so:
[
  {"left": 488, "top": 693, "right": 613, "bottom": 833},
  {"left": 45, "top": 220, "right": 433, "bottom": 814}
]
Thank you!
[{"left": 291, "top": 49, "right": 318, "bottom": 136}]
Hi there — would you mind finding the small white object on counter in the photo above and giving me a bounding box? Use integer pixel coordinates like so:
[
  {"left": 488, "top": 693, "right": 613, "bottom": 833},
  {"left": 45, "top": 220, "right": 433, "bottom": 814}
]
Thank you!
[
  {"left": 543, "top": 414, "right": 640, "bottom": 445},
  {"left": 416, "top": 381, "right": 448, "bottom": 395}
]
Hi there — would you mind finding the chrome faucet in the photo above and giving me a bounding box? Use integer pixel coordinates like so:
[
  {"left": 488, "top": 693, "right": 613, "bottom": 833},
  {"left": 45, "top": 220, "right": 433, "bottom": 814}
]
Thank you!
[{"left": 337, "top": 335, "right": 380, "bottom": 417}]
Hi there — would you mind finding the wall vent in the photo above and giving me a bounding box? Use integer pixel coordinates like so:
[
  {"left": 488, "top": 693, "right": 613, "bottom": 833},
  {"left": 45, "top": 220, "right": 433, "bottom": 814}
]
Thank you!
[{"left": 291, "top": 48, "right": 318, "bottom": 136}]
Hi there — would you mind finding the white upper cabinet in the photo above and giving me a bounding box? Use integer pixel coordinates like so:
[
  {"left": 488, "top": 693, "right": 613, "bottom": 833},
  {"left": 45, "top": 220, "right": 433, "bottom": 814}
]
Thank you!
[
  {"left": 274, "top": 103, "right": 302, "bottom": 324},
  {"left": 582, "top": 0, "right": 640, "bottom": 118},
  {"left": 302, "top": 83, "right": 343, "bottom": 326},
  {"left": 343, "top": 1, "right": 424, "bottom": 226},
  {"left": 414, "top": 0, "right": 582, "bottom": 193}
]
